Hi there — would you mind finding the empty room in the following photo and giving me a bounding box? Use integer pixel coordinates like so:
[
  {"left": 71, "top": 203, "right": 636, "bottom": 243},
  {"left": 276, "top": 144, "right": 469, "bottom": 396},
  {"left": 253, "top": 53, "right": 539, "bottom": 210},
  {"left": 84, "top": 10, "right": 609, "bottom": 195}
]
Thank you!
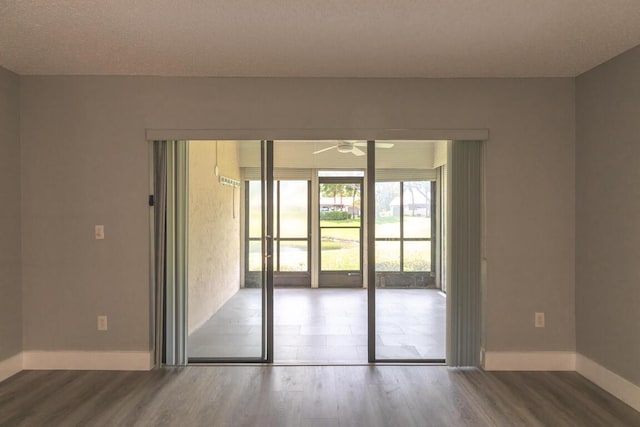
[{"left": 1, "top": 1, "right": 640, "bottom": 425}]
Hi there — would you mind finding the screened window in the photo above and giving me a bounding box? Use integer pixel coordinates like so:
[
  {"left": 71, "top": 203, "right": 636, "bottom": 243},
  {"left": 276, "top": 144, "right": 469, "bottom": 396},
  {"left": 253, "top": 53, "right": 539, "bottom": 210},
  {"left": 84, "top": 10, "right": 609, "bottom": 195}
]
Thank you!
[
  {"left": 375, "top": 180, "right": 434, "bottom": 271},
  {"left": 246, "top": 180, "right": 310, "bottom": 273}
]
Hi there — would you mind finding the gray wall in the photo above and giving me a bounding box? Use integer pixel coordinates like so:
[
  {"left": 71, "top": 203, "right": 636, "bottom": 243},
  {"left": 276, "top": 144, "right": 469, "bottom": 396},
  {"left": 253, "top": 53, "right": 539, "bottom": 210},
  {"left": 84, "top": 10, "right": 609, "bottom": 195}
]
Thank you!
[
  {"left": 19, "top": 76, "right": 576, "bottom": 353},
  {"left": 576, "top": 45, "right": 640, "bottom": 386},
  {"left": 0, "top": 67, "right": 22, "bottom": 361}
]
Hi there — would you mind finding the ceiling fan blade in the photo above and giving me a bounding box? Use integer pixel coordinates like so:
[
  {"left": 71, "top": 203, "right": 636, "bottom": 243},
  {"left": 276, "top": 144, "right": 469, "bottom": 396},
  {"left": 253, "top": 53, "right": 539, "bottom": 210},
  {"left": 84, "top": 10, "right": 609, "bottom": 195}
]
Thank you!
[
  {"left": 375, "top": 142, "right": 394, "bottom": 148},
  {"left": 351, "top": 147, "right": 366, "bottom": 156},
  {"left": 353, "top": 141, "right": 367, "bottom": 147},
  {"left": 313, "top": 145, "right": 338, "bottom": 155},
  {"left": 353, "top": 142, "right": 394, "bottom": 149}
]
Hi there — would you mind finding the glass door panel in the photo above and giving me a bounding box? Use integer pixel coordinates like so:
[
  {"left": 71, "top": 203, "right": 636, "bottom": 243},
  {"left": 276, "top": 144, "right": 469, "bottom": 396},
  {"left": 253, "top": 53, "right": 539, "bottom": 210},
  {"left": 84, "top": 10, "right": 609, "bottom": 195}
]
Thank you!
[
  {"left": 246, "top": 179, "right": 310, "bottom": 285},
  {"left": 372, "top": 140, "right": 445, "bottom": 362},
  {"left": 319, "top": 178, "right": 363, "bottom": 287},
  {"left": 187, "top": 139, "right": 270, "bottom": 362},
  {"left": 279, "top": 181, "right": 308, "bottom": 238},
  {"left": 279, "top": 240, "right": 308, "bottom": 271},
  {"left": 320, "top": 228, "right": 361, "bottom": 270},
  {"left": 274, "top": 180, "right": 310, "bottom": 285}
]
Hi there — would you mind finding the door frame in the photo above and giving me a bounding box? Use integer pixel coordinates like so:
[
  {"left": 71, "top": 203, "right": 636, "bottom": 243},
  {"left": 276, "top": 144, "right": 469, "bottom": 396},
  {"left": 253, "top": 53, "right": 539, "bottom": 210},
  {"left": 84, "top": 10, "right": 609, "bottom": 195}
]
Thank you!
[
  {"left": 318, "top": 175, "right": 364, "bottom": 287},
  {"left": 149, "top": 129, "right": 489, "bottom": 367},
  {"left": 366, "top": 140, "right": 447, "bottom": 363},
  {"left": 182, "top": 140, "right": 275, "bottom": 364}
]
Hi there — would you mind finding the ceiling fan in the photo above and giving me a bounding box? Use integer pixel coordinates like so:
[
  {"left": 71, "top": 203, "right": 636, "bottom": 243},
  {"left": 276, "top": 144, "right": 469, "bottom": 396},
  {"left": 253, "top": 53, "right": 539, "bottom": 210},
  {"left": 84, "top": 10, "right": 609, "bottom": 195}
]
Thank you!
[{"left": 312, "top": 141, "right": 394, "bottom": 156}]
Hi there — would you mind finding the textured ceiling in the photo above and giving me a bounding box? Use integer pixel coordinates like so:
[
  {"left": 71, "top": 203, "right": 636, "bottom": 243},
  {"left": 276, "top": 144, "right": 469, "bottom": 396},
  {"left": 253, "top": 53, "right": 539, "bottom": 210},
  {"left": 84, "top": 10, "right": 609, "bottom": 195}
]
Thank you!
[{"left": 1, "top": 0, "right": 640, "bottom": 77}]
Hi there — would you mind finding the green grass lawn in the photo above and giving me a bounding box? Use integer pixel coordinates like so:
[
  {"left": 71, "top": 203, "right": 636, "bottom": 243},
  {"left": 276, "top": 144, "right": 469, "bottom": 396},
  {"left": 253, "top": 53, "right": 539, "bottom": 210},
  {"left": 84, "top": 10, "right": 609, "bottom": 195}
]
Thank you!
[
  {"left": 320, "top": 218, "right": 361, "bottom": 228},
  {"left": 250, "top": 215, "right": 429, "bottom": 239},
  {"left": 249, "top": 216, "right": 431, "bottom": 272}
]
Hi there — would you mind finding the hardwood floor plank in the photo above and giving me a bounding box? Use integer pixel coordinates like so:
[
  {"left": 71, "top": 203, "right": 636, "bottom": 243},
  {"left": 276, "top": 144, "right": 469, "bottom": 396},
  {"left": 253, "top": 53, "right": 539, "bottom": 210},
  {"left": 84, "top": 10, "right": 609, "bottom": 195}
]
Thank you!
[{"left": 1, "top": 366, "right": 639, "bottom": 427}]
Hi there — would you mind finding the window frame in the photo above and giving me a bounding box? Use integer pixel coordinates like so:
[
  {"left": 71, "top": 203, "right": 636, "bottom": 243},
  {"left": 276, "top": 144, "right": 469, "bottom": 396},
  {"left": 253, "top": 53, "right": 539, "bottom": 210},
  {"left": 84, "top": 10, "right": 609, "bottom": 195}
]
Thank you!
[
  {"left": 246, "top": 179, "right": 312, "bottom": 275},
  {"left": 375, "top": 180, "right": 436, "bottom": 273}
]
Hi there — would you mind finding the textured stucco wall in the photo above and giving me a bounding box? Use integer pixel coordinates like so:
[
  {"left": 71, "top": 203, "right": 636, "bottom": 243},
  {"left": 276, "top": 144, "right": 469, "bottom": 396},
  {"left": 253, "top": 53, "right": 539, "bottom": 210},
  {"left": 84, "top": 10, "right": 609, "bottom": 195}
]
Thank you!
[{"left": 188, "top": 140, "right": 241, "bottom": 334}]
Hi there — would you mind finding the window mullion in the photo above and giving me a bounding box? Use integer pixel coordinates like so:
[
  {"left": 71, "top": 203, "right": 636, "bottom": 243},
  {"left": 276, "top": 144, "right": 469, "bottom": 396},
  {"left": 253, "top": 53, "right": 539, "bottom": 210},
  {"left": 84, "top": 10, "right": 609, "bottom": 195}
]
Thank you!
[
  {"left": 276, "top": 181, "right": 280, "bottom": 272},
  {"left": 400, "top": 181, "right": 404, "bottom": 272}
]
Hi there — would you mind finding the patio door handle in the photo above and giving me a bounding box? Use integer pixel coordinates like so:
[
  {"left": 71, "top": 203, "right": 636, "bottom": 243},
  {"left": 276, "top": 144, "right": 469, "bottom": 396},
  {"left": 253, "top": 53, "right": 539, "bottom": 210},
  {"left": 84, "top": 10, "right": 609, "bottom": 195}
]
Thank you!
[{"left": 265, "top": 235, "right": 273, "bottom": 258}]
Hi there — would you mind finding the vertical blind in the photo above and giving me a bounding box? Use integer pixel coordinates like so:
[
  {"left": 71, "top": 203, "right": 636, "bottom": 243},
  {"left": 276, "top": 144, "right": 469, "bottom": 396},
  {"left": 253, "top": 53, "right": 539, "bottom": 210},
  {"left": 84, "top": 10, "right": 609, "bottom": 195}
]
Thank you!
[
  {"left": 448, "top": 141, "right": 483, "bottom": 367},
  {"left": 154, "top": 140, "right": 188, "bottom": 366}
]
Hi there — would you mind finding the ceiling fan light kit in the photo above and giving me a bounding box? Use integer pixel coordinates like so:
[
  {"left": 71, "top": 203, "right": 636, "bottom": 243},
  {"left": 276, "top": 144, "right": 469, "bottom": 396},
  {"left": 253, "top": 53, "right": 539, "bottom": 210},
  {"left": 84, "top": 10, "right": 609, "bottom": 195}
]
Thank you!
[
  {"left": 312, "top": 140, "right": 394, "bottom": 156},
  {"left": 337, "top": 143, "right": 353, "bottom": 153}
]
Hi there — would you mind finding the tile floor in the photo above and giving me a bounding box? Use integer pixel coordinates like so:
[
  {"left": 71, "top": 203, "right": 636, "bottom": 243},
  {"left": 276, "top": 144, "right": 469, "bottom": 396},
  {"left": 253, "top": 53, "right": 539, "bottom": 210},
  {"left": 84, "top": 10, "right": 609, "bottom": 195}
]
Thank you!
[{"left": 188, "top": 288, "right": 446, "bottom": 363}]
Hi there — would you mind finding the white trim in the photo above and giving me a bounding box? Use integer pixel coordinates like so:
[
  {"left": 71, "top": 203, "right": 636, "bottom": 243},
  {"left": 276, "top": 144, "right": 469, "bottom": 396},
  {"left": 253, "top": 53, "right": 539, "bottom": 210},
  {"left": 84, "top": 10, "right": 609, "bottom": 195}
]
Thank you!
[
  {"left": 0, "top": 353, "right": 23, "bottom": 382},
  {"left": 145, "top": 128, "right": 490, "bottom": 142},
  {"left": 22, "top": 351, "right": 153, "bottom": 371},
  {"left": 483, "top": 351, "right": 576, "bottom": 371},
  {"left": 576, "top": 354, "right": 640, "bottom": 412}
]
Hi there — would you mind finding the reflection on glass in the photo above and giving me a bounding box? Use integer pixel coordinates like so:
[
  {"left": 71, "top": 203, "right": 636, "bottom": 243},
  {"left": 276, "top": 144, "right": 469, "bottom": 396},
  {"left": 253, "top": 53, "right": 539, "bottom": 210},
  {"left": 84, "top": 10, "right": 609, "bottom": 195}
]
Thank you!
[
  {"left": 376, "top": 241, "right": 400, "bottom": 271},
  {"left": 375, "top": 182, "right": 400, "bottom": 238},
  {"left": 249, "top": 179, "right": 310, "bottom": 275},
  {"left": 403, "top": 241, "right": 431, "bottom": 271},
  {"left": 248, "top": 240, "right": 262, "bottom": 272},
  {"left": 273, "top": 244, "right": 278, "bottom": 273},
  {"left": 248, "top": 181, "right": 262, "bottom": 238},
  {"left": 279, "top": 181, "right": 308, "bottom": 238},
  {"left": 279, "top": 240, "right": 308, "bottom": 271},
  {"left": 276, "top": 181, "right": 309, "bottom": 274},
  {"left": 404, "top": 181, "right": 431, "bottom": 238},
  {"left": 273, "top": 181, "right": 279, "bottom": 238}
]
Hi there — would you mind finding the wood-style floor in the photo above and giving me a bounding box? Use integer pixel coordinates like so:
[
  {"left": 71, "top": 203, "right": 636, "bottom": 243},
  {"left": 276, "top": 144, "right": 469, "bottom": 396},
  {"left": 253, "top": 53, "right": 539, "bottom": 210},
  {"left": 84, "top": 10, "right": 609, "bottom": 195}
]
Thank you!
[{"left": 1, "top": 366, "right": 639, "bottom": 426}]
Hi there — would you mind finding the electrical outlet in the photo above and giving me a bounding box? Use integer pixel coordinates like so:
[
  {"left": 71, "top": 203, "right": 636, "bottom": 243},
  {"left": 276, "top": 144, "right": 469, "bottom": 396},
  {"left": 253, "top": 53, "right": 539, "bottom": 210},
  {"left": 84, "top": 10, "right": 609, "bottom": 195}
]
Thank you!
[
  {"left": 535, "top": 312, "right": 545, "bottom": 328},
  {"left": 97, "top": 315, "right": 108, "bottom": 331},
  {"left": 95, "top": 225, "right": 105, "bottom": 240}
]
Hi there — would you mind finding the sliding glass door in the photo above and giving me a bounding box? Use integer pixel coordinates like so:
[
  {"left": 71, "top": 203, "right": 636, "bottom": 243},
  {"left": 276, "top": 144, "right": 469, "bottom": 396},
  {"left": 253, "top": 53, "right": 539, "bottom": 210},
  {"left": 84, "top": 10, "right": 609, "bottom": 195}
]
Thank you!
[
  {"left": 176, "top": 138, "right": 451, "bottom": 365},
  {"left": 187, "top": 140, "right": 273, "bottom": 362},
  {"left": 368, "top": 140, "right": 446, "bottom": 362}
]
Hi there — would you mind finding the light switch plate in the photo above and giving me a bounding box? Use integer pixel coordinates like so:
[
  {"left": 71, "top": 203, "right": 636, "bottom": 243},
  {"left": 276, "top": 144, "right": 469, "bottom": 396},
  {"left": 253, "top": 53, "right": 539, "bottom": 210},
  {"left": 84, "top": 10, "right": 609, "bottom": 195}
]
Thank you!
[
  {"left": 535, "top": 312, "right": 545, "bottom": 328},
  {"left": 97, "top": 315, "right": 108, "bottom": 331},
  {"left": 95, "top": 225, "right": 105, "bottom": 240}
]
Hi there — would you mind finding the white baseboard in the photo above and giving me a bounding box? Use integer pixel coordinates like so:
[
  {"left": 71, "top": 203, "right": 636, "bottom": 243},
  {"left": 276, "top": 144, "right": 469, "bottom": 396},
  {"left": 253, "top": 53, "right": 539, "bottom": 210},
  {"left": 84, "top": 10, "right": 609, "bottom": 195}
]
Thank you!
[
  {"left": 0, "top": 353, "right": 23, "bottom": 382},
  {"left": 483, "top": 351, "right": 576, "bottom": 371},
  {"left": 23, "top": 351, "right": 153, "bottom": 371},
  {"left": 576, "top": 354, "right": 640, "bottom": 412},
  {"left": 483, "top": 351, "right": 640, "bottom": 412}
]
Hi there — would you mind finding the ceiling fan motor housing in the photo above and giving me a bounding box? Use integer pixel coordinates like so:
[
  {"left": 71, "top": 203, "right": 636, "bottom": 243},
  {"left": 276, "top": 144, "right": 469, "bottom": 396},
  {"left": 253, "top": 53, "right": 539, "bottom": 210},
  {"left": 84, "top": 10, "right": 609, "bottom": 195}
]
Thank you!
[{"left": 337, "top": 142, "right": 353, "bottom": 153}]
